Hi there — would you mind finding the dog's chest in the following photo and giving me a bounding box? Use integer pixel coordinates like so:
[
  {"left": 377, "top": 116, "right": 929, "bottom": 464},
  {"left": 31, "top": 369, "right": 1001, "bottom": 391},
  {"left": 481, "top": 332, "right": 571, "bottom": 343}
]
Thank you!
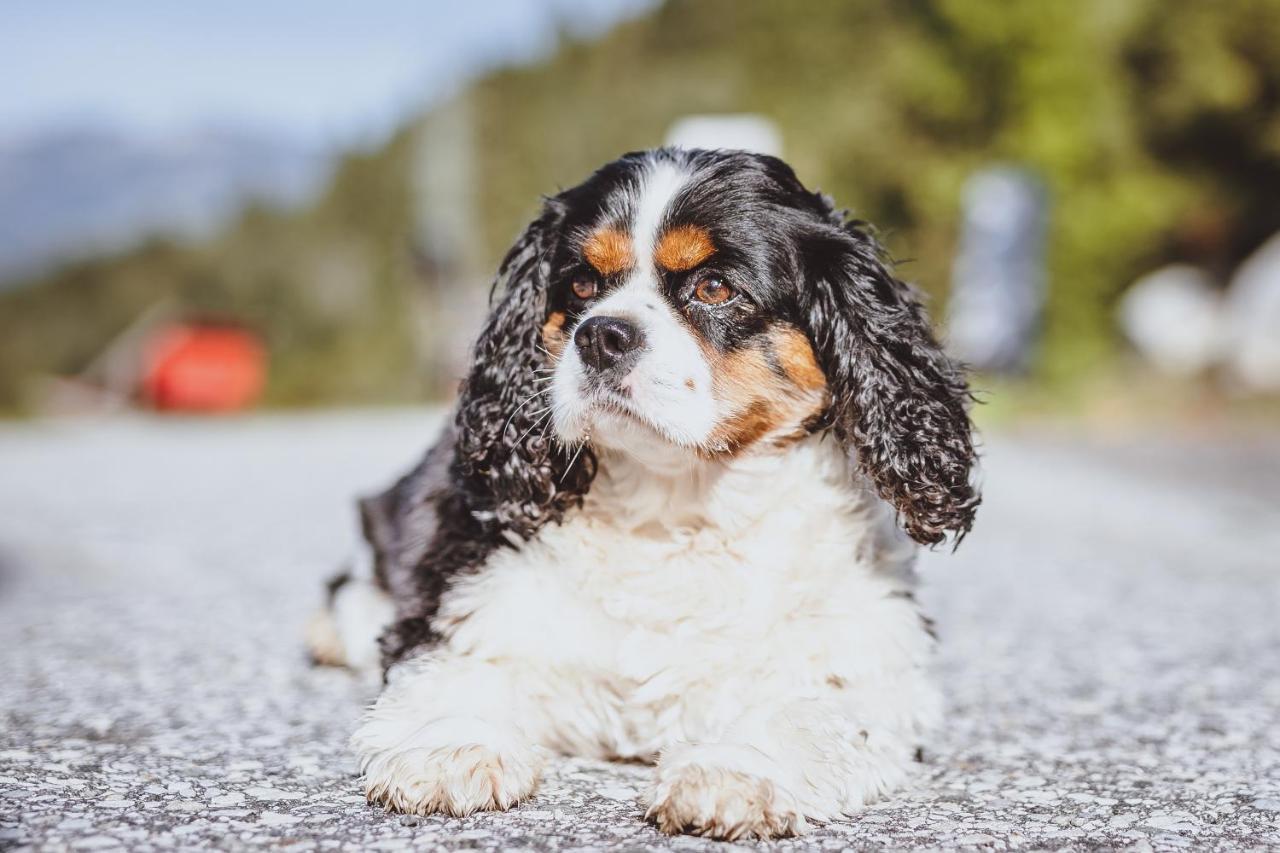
[
  {"left": 433, "top": 441, "right": 909, "bottom": 755},
  {"left": 444, "top": 502, "right": 815, "bottom": 669},
  {"left": 446, "top": 509, "right": 832, "bottom": 756}
]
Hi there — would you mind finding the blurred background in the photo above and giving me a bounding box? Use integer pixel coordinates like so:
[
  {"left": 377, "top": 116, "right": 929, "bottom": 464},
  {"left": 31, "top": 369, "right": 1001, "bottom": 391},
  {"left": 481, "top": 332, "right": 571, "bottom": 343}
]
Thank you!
[
  {"left": 4, "top": 5, "right": 1280, "bottom": 848},
  {"left": 3, "top": 0, "right": 1280, "bottom": 427}
]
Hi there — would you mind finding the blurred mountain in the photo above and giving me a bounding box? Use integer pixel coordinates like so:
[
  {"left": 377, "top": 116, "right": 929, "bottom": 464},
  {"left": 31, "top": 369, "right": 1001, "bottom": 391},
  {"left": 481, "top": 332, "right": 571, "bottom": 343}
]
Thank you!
[{"left": 0, "top": 124, "right": 329, "bottom": 283}]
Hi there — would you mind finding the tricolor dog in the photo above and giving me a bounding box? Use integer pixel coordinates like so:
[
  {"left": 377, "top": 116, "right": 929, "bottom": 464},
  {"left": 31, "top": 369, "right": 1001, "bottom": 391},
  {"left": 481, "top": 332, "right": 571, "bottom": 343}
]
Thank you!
[{"left": 308, "top": 148, "right": 979, "bottom": 840}]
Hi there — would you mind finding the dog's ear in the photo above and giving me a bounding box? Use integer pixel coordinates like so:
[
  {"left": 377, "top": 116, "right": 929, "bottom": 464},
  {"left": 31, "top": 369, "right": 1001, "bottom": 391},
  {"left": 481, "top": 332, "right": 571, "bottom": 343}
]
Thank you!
[
  {"left": 796, "top": 204, "right": 979, "bottom": 546},
  {"left": 453, "top": 200, "right": 595, "bottom": 539}
]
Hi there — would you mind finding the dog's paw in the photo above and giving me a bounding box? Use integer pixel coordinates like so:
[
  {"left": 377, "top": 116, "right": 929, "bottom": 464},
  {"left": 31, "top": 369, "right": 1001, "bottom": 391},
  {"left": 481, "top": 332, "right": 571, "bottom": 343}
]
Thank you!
[
  {"left": 645, "top": 761, "right": 809, "bottom": 840},
  {"left": 304, "top": 608, "right": 347, "bottom": 667},
  {"left": 362, "top": 743, "right": 541, "bottom": 817}
]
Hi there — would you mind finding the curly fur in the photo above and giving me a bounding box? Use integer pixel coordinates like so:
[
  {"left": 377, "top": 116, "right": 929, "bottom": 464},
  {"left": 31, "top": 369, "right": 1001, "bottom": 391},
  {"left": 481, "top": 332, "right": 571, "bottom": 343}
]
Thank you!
[
  {"left": 375, "top": 204, "right": 597, "bottom": 667},
  {"left": 453, "top": 202, "right": 597, "bottom": 536},
  {"left": 796, "top": 204, "right": 979, "bottom": 546}
]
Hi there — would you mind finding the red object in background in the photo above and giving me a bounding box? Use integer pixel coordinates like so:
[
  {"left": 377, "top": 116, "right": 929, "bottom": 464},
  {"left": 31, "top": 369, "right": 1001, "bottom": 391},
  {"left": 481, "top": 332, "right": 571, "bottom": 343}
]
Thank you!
[{"left": 141, "top": 324, "right": 266, "bottom": 412}]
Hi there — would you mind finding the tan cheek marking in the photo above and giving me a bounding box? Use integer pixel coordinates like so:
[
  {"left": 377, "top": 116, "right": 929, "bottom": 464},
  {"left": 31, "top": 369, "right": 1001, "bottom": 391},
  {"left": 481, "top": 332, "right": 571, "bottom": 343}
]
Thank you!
[
  {"left": 655, "top": 224, "right": 715, "bottom": 272},
  {"left": 541, "top": 311, "right": 567, "bottom": 358},
  {"left": 582, "top": 228, "right": 634, "bottom": 276},
  {"left": 715, "top": 399, "right": 780, "bottom": 451},
  {"left": 702, "top": 328, "right": 829, "bottom": 457},
  {"left": 772, "top": 327, "right": 827, "bottom": 392},
  {"left": 712, "top": 346, "right": 777, "bottom": 399},
  {"left": 706, "top": 346, "right": 786, "bottom": 453}
]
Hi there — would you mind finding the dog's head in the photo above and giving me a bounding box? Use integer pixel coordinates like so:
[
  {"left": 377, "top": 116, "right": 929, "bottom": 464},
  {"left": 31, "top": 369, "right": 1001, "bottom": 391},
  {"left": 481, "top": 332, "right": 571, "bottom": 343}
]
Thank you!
[{"left": 455, "top": 148, "right": 977, "bottom": 546}]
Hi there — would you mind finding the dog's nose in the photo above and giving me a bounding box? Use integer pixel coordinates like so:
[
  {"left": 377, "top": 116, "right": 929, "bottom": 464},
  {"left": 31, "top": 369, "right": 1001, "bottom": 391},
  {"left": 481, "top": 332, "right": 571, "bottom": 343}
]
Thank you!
[{"left": 574, "top": 316, "right": 644, "bottom": 371}]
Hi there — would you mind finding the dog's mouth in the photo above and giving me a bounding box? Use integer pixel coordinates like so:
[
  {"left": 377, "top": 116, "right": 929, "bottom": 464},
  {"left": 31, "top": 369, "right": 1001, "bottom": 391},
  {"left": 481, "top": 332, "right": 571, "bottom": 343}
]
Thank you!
[
  {"left": 572, "top": 384, "right": 691, "bottom": 448},
  {"left": 592, "top": 387, "right": 661, "bottom": 429}
]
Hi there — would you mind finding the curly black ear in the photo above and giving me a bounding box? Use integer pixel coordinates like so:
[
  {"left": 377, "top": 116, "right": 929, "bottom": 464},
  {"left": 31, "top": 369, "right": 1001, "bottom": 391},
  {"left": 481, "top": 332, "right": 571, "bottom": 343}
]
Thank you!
[
  {"left": 798, "top": 204, "right": 979, "bottom": 547},
  {"left": 452, "top": 200, "right": 595, "bottom": 540}
]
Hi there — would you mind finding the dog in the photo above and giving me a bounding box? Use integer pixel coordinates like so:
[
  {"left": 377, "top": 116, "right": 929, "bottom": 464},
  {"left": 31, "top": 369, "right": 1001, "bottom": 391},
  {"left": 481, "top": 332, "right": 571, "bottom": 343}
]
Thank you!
[{"left": 307, "top": 147, "right": 979, "bottom": 840}]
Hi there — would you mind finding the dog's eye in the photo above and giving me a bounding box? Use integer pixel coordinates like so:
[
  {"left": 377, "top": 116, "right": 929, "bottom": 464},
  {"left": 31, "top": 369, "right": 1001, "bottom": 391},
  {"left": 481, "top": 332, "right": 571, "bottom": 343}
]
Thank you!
[
  {"left": 693, "top": 276, "right": 734, "bottom": 305},
  {"left": 571, "top": 278, "right": 598, "bottom": 300}
]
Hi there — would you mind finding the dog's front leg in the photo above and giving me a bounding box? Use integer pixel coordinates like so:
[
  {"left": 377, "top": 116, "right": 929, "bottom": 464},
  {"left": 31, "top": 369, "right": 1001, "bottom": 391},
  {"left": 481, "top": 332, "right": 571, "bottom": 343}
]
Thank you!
[
  {"left": 352, "top": 654, "right": 544, "bottom": 816},
  {"left": 644, "top": 695, "right": 922, "bottom": 840}
]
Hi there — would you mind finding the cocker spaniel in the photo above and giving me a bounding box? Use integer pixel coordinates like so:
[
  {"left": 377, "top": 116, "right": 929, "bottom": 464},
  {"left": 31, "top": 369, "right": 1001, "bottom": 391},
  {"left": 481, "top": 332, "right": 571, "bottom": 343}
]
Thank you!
[{"left": 308, "top": 147, "right": 979, "bottom": 840}]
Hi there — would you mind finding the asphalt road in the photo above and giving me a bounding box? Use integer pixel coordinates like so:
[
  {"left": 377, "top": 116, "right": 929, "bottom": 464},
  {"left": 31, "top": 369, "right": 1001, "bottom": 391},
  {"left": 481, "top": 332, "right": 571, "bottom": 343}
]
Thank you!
[{"left": 1, "top": 410, "right": 1278, "bottom": 851}]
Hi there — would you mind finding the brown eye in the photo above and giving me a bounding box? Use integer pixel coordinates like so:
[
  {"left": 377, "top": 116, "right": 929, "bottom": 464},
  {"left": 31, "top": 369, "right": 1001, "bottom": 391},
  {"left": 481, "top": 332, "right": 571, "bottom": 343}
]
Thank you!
[
  {"left": 693, "top": 276, "right": 733, "bottom": 305},
  {"left": 571, "top": 278, "right": 598, "bottom": 300}
]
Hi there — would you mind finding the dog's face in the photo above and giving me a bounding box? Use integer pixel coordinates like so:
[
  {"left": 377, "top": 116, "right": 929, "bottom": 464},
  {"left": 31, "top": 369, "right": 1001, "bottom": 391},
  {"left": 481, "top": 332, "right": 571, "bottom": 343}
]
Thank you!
[
  {"left": 455, "top": 149, "right": 977, "bottom": 546},
  {"left": 543, "top": 156, "right": 828, "bottom": 467}
]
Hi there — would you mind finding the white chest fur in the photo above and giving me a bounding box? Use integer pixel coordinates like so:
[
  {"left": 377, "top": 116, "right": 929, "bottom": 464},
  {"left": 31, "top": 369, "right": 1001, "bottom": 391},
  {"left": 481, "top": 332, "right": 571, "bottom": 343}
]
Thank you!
[{"left": 432, "top": 437, "right": 926, "bottom": 759}]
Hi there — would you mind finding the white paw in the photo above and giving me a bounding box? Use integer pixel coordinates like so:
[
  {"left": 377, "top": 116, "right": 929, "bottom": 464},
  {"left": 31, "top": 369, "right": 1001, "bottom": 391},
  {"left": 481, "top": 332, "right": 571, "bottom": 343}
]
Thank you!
[
  {"left": 362, "top": 743, "right": 541, "bottom": 817},
  {"left": 304, "top": 608, "right": 347, "bottom": 667},
  {"left": 645, "top": 762, "right": 809, "bottom": 840},
  {"left": 306, "top": 577, "right": 394, "bottom": 670}
]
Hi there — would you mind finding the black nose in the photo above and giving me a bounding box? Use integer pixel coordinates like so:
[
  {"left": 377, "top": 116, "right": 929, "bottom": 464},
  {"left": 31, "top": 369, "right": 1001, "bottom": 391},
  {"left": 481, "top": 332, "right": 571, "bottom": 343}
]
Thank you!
[{"left": 574, "top": 316, "right": 644, "bottom": 371}]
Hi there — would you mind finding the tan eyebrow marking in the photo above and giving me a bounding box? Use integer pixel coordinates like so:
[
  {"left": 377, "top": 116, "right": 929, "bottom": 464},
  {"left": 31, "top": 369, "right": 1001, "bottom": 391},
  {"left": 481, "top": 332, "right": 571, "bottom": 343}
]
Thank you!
[
  {"left": 655, "top": 224, "right": 715, "bottom": 272},
  {"left": 582, "top": 228, "right": 634, "bottom": 276}
]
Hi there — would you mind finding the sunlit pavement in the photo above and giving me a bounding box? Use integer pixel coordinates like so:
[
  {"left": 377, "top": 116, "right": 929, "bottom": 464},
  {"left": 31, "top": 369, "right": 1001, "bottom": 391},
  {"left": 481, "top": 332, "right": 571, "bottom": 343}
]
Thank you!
[{"left": 1, "top": 410, "right": 1278, "bottom": 850}]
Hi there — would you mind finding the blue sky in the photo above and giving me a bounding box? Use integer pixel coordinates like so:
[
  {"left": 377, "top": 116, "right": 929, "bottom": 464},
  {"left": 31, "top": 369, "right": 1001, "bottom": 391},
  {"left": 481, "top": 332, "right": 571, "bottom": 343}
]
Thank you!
[{"left": 1, "top": 0, "right": 654, "bottom": 143}]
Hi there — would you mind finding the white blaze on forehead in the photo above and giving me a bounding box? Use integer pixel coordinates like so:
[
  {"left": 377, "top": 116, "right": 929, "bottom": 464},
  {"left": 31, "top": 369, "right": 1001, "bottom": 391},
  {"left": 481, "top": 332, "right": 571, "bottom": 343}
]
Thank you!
[
  {"left": 630, "top": 159, "right": 690, "bottom": 276},
  {"left": 586, "top": 159, "right": 691, "bottom": 318},
  {"left": 592, "top": 158, "right": 692, "bottom": 320}
]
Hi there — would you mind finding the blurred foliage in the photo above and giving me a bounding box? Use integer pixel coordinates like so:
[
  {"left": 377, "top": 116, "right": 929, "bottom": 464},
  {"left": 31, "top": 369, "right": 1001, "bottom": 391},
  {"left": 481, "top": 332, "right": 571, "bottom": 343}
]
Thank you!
[
  {"left": 0, "top": 131, "right": 423, "bottom": 409},
  {"left": 2, "top": 0, "right": 1280, "bottom": 411}
]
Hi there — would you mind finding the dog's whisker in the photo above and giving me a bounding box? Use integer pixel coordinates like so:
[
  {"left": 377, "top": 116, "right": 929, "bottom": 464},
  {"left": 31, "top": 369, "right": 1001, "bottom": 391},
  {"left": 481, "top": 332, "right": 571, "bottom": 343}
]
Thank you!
[
  {"left": 513, "top": 408, "right": 554, "bottom": 448},
  {"left": 541, "top": 408, "right": 566, "bottom": 448},
  {"left": 560, "top": 439, "right": 589, "bottom": 482},
  {"left": 500, "top": 391, "right": 545, "bottom": 437}
]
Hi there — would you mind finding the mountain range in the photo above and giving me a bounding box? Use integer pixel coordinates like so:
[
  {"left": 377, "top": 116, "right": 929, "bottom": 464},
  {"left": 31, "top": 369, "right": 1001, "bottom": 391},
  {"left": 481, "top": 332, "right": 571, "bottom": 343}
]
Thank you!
[{"left": 0, "top": 124, "right": 330, "bottom": 285}]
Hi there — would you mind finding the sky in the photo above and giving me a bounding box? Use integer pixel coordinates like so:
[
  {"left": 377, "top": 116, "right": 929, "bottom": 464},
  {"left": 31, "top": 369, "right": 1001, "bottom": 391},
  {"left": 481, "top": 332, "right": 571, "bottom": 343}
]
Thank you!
[{"left": 1, "top": 0, "right": 655, "bottom": 145}]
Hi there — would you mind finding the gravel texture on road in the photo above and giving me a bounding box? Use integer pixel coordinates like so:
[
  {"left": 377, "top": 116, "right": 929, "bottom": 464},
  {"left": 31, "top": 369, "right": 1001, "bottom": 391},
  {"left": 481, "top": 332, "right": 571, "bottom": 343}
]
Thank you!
[{"left": 1, "top": 411, "right": 1278, "bottom": 851}]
